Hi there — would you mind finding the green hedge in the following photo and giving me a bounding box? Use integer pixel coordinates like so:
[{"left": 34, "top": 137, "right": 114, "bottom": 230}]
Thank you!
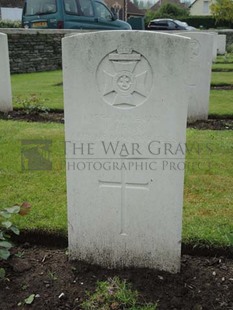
[
  {"left": 0, "top": 20, "right": 21, "bottom": 28},
  {"left": 180, "top": 16, "right": 233, "bottom": 29}
]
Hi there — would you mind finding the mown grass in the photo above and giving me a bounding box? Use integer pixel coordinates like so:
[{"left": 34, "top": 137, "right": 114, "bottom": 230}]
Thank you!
[
  {"left": 183, "top": 129, "right": 233, "bottom": 246},
  {"left": 214, "top": 54, "right": 233, "bottom": 63},
  {"left": 11, "top": 60, "right": 233, "bottom": 116},
  {"left": 212, "top": 62, "right": 233, "bottom": 71},
  {"left": 0, "top": 120, "right": 66, "bottom": 231},
  {"left": 209, "top": 90, "right": 233, "bottom": 116},
  {"left": 211, "top": 71, "right": 233, "bottom": 86},
  {"left": 0, "top": 121, "right": 232, "bottom": 247},
  {"left": 11, "top": 71, "right": 63, "bottom": 110}
]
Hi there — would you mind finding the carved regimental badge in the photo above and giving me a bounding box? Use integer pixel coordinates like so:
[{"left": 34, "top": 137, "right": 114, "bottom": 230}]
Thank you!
[
  {"left": 190, "top": 39, "right": 200, "bottom": 60},
  {"left": 96, "top": 47, "right": 153, "bottom": 109}
]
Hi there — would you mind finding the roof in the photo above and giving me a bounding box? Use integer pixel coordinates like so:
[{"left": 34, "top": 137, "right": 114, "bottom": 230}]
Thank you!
[
  {"left": 0, "top": 0, "right": 24, "bottom": 7},
  {"left": 150, "top": 0, "right": 187, "bottom": 11},
  {"left": 105, "top": 0, "right": 145, "bottom": 16},
  {"left": 189, "top": 0, "right": 198, "bottom": 8}
]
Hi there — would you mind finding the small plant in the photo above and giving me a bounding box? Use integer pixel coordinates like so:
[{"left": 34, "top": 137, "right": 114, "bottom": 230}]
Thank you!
[
  {"left": 15, "top": 95, "right": 50, "bottom": 115},
  {"left": 48, "top": 271, "right": 58, "bottom": 281},
  {"left": 17, "top": 294, "right": 36, "bottom": 307},
  {"left": 0, "top": 202, "right": 31, "bottom": 279},
  {"left": 81, "top": 277, "right": 157, "bottom": 310},
  {"left": 0, "top": 20, "right": 21, "bottom": 28},
  {"left": 226, "top": 44, "right": 233, "bottom": 54}
]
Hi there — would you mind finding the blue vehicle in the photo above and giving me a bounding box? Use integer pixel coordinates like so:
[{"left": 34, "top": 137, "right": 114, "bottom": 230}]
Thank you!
[{"left": 22, "top": 0, "right": 131, "bottom": 30}]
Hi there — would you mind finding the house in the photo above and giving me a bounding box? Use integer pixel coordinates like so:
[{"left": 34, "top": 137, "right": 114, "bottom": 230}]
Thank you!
[
  {"left": 105, "top": 0, "right": 145, "bottom": 29},
  {"left": 0, "top": 0, "right": 24, "bottom": 20},
  {"left": 105, "top": 0, "right": 144, "bottom": 20},
  {"left": 189, "top": 0, "right": 214, "bottom": 16}
]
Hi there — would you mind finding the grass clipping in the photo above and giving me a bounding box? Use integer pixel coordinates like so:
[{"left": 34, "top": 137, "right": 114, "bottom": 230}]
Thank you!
[{"left": 81, "top": 277, "right": 157, "bottom": 310}]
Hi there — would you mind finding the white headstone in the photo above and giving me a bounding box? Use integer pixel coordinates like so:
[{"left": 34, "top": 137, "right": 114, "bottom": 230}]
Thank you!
[
  {"left": 207, "top": 31, "right": 218, "bottom": 61},
  {"left": 177, "top": 32, "right": 213, "bottom": 121},
  {"left": 0, "top": 33, "right": 12, "bottom": 113},
  {"left": 217, "top": 34, "right": 226, "bottom": 55},
  {"left": 63, "top": 31, "right": 190, "bottom": 273}
]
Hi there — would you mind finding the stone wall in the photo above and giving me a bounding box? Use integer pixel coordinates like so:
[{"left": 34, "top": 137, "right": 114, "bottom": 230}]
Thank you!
[
  {"left": 0, "top": 29, "right": 232, "bottom": 74},
  {"left": 0, "top": 29, "right": 90, "bottom": 73}
]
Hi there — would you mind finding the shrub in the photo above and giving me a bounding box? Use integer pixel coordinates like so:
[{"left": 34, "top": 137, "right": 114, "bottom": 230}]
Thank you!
[
  {"left": 180, "top": 16, "right": 233, "bottom": 29},
  {"left": 0, "top": 202, "right": 31, "bottom": 279},
  {"left": 0, "top": 20, "right": 21, "bottom": 28},
  {"left": 145, "top": 3, "right": 189, "bottom": 25}
]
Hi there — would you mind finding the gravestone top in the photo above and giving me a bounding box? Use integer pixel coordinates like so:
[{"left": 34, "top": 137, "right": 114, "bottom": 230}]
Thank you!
[
  {"left": 63, "top": 31, "right": 190, "bottom": 273},
  {"left": 177, "top": 31, "right": 213, "bottom": 121},
  {"left": 0, "top": 33, "right": 12, "bottom": 112}
]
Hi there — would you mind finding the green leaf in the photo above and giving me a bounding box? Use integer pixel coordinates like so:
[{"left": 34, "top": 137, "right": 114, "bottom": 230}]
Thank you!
[
  {"left": 0, "top": 248, "right": 10, "bottom": 260},
  {"left": 0, "top": 268, "right": 6, "bottom": 279},
  {"left": 0, "top": 232, "right": 5, "bottom": 240},
  {"left": 0, "top": 241, "right": 13, "bottom": 249},
  {"left": 5, "top": 206, "right": 20, "bottom": 214},
  {"left": 2, "top": 221, "right": 12, "bottom": 229},
  {"left": 0, "top": 211, "right": 11, "bottom": 219},
  {"left": 24, "top": 294, "right": 35, "bottom": 305},
  {"left": 10, "top": 225, "right": 20, "bottom": 235}
]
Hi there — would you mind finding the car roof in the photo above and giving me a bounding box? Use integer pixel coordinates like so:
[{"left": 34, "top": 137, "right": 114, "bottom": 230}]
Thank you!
[{"left": 150, "top": 19, "right": 174, "bottom": 22}]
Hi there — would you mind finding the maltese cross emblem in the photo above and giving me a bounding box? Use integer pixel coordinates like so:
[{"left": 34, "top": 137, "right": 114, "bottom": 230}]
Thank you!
[{"left": 96, "top": 47, "right": 153, "bottom": 109}]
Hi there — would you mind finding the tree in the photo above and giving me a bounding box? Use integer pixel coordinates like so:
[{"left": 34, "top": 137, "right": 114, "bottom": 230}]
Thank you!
[
  {"left": 145, "top": 3, "right": 190, "bottom": 24},
  {"left": 158, "top": 3, "right": 190, "bottom": 17},
  {"left": 210, "top": 0, "right": 233, "bottom": 23}
]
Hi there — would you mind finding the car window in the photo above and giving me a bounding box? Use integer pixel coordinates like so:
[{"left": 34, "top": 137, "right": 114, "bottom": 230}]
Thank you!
[
  {"left": 95, "top": 1, "right": 112, "bottom": 20},
  {"left": 158, "top": 20, "right": 168, "bottom": 26},
  {"left": 168, "top": 21, "right": 177, "bottom": 29},
  {"left": 64, "top": 0, "right": 78, "bottom": 14},
  {"left": 25, "top": 0, "right": 57, "bottom": 16},
  {"left": 64, "top": 0, "right": 94, "bottom": 16},
  {"left": 79, "top": 0, "right": 94, "bottom": 16}
]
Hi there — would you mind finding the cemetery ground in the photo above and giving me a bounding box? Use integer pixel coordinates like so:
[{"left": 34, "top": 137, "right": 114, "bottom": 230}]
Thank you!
[{"left": 0, "top": 55, "right": 233, "bottom": 309}]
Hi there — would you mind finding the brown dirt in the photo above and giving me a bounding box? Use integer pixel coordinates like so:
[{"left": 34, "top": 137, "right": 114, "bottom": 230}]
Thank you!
[
  {"left": 1, "top": 110, "right": 233, "bottom": 130},
  {"left": 187, "top": 119, "right": 233, "bottom": 130},
  {"left": 211, "top": 85, "right": 233, "bottom": 90},
  {"left": 0, "top": 244, "right": 233, "bottom": 310}
]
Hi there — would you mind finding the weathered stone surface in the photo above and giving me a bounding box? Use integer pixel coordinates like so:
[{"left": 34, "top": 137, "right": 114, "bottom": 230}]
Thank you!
[
  {"left": 217, "top": 34, "right": 226, "bottom": 55},
  {"left": 177, "top": 32, "right": 213, "bottom": 121},
  {"left": 0, "top": 32, "right": 12, "bottom": 112},
  {"left": 63, "top": 31, "right": 190, "bottom": 273}
]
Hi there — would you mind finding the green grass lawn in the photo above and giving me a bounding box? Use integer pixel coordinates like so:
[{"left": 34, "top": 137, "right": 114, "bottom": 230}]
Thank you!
[
  {"left": 0, "top": 121, "right": 232, "bottom": 247},
  {"left": 11, "top": 71, "right": 63, "bottom": 110},
  {"left": 11, "top": 64, "right": 233, "bottom": 116},
  {"left": 211, "top": 71, "right": 233, "bottom": 86},
  {"left": 0, "top": 121, "right": 66, "bottom": 231},
  {"left": 212, "top": 63, "right": 233, "bottom": 71},
  {"left": 214, "top": 54, "right": 233, "bottom": 63},
  {"left": 209, "top": 90, "right": 233, "bottom": 116}
]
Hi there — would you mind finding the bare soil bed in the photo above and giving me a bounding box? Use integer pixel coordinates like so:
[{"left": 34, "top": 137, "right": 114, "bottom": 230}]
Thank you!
[
  {"left": 0, "top": 243, "right": 233, "bottom": 310},
  {"left": 1, "top": 110, "right": 233, "bottom": 130}
]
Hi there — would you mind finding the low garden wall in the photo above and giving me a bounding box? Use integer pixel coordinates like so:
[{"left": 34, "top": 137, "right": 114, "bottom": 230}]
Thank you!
[
  {"left": 0, "top": 28, "right": 232, "bottom": 74},
  {"left": 0, "top": 29, "right": 90, "bottom": 73}
]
